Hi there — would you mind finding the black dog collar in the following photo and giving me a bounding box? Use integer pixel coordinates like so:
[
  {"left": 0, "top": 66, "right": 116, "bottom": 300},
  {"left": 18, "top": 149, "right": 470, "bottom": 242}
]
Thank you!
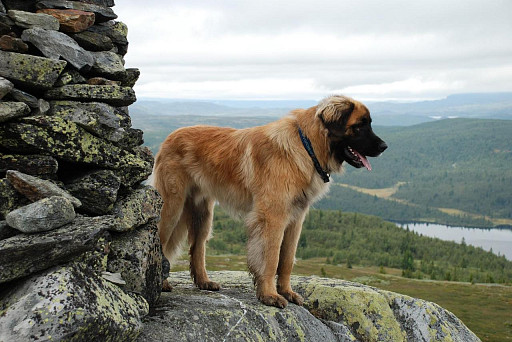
[{"left": 298, "top": 127, "right": 330, "bottom": 183}]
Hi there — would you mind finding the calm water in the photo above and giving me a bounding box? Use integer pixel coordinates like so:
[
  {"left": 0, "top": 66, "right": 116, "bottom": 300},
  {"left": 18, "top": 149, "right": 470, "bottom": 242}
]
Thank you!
[{"left": 397, "top": 223, "right": 512, "bottom": 260}]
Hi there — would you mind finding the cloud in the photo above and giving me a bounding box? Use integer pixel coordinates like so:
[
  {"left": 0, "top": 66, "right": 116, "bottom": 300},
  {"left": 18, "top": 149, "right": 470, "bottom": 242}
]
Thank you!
[{"left": 116, "top": 1, "right": 512, "bottom": 100}]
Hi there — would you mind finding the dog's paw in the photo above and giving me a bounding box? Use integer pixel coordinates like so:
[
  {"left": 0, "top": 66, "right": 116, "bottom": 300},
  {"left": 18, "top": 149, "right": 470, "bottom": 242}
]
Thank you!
[
  {"left": 259, "top": 293, "right": 288, "bottom": 308},
  {"left": 197, "top": 280, "right": 221, "bottom": 291},
  {"left": 162, "top": 279, "right": 173, "bottom": 292},
  {"left": 279, "top": 290, "right": 304, "bottom": 306}
]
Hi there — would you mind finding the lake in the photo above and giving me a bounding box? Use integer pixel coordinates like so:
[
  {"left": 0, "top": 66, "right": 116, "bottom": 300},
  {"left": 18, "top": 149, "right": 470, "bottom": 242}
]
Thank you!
[{"left": 397, "top": 223, "right": 512, "bottom": 261}]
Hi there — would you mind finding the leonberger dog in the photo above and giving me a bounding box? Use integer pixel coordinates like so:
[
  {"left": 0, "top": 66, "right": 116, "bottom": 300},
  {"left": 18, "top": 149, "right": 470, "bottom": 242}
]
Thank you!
[{"left": 153, "top": 95, "right": 387, "bottom": 308}]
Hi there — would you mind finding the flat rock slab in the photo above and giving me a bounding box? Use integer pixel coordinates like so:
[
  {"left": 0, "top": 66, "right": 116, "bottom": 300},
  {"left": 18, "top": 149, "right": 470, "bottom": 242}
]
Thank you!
[
  {"left": 36, "top": 0, "right": 117, "bottom": 23},
  {"left": 139, "top": 271, "right": 481, "bottom": 342},
  {"left": 0, "top": 101, "right": 30, "bottom": 123},
  {"left": 6, "top": 196, "right": 76, "bottom": 233},
  {"left": 71, "top": 29, "right": 113, "bottom": 51},
  {"left": 0, "top": 214, "right": 113, "bottom": 283},
  {"left": 91, "top": 50, "right": 126, "bottom": 80},
  {"left": 7, "top": 9, "right": 59, "bottom": 30},
  {"left": 0, "top": 50, "right": 67, "bottom": 89},
  {"left": 44, "top": 84, "right": 136, "bottom": 106},
  {"left": 37, "top": 8, "right": 95, "bottom": 33},
  {"left": 21, "top": 27, "right": 94, "bottom": 71},
  {"left": 0, "top": 34, "right": 28, "bottom": 53},
  {"left": 6, "top": 170, "right": 81, "bottom": 207},
  {"left": 0, "top": 259, "right": 148, "bottom": 341}
]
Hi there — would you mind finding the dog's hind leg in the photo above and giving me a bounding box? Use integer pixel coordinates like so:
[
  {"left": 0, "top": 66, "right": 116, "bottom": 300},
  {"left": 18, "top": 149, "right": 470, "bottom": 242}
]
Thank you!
[{"left": 186, "top": 195, "right": 220, "bottom": 291}]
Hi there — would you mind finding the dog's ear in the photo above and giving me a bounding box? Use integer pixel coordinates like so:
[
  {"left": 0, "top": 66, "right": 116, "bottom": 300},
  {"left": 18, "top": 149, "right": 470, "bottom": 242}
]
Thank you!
[{"left": 316, "top": 97, "right": 354, "bottom": 138}]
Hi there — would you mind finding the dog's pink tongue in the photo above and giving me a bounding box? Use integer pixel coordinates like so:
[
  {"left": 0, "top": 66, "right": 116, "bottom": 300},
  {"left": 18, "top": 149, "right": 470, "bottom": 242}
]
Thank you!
[{"left": 353, "top": 150, "right": 372, "bottom": 171}]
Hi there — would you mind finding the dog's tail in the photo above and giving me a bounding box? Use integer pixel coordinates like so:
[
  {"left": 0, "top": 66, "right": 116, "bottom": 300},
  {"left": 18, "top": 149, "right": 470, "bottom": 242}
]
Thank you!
[{"left": 152, "top": 150, "right": 188, "bottom": 266}]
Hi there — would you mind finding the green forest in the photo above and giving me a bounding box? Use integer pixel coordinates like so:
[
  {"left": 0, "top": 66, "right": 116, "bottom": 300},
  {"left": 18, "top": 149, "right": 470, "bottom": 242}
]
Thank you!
[{"left": 210, "top": 208, "right": 512, "bottom": 284}]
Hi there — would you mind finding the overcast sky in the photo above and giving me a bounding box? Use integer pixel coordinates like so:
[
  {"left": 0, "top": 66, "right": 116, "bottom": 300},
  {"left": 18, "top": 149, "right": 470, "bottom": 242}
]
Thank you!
[{"left": 116, "top": 1, "right": 512, "bottom": 102}]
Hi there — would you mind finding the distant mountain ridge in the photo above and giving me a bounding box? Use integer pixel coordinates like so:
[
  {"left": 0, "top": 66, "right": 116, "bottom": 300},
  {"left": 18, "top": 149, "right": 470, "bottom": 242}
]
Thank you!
[{"left": 131, "top": 92, "right": 512, "bottom": 126}]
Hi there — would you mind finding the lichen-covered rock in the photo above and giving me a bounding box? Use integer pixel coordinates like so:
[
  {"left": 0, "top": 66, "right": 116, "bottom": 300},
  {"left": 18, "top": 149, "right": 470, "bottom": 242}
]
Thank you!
[
  {"left": 66, "top": 169, "right": 120, "bottom": 215},
  {"left": 107, "top": 220, "right": 162, "bottom": 305},
  {"left": 0, "top": 50, "right": 67, "bottom": 89},
  {"left": 7, "top": 9, "right": 60, "bottom": 30},
  {"left": 0, "top": 115, "right": 152, "bottom": 186},
  {"left": 110, "top": 185, "right": 162, "bottom": 232},
  {"left": 21, "top": 27, "right": 94, "bottom": 71},
  {"left": 6, "top": 196, "right": 76, "bottom": 233},
  {"left": 0, "top": 214, "right": 113, "bottom": 283},
  {"left": 91, "top": 50, "right": 127, "bottom": 80},
  {"left": 37, "top": 8, "right": 95, "bottom": 33},
  {"left": 0, "top": 101, "right": 30, "bottom": 123},
  {"left": 6, "top": 170, "right": 81, "bottom": 207},
  {"left": 0, "top": 260, "right": 148, "bottom": 342},
  {"left": 44, "top": 84, "right": 136, "bottom": 106},
  {"left": 0, "top": 178, "right": 29, "bottom": 219},
  {"left": 138, "top": 271, "right": 480, "bottom": 342},
  {"left": 48, "top": 100, "right": 128, "bottom": 143},
  {"left": 0, "top": 154, "right": 58, "bottom": 177},
  {"left": 121, "top": 68, "right": 140, "bottom": 87},
  {"left": 87, "top": 20, "right": 127, "bottom": 45},
  {"left": 36, "top": 0, "right": 118, "bottom": 23}
]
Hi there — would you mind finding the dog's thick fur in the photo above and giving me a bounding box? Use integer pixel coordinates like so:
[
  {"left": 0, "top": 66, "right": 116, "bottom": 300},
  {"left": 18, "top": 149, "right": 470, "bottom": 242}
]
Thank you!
[{"left": 153, "top": 95, "right": 387, "bottom": 308}]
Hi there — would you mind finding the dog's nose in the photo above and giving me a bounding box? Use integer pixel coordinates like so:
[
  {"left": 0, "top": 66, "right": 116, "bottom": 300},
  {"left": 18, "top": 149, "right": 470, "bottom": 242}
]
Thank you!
[{"left": 378, "top": 141, "right": 388, "bottom": 152}]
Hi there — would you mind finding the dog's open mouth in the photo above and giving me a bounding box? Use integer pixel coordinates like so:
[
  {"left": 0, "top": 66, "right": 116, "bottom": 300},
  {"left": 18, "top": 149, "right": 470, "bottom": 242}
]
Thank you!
[{"left": 346, "top": 146, "right": 372, "bottom": 171}]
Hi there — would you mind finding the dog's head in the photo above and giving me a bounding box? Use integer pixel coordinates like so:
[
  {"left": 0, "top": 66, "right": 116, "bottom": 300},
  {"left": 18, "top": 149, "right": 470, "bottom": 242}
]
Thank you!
[{"left": 316, "top": 95, "right": 387, "bottom": 171}]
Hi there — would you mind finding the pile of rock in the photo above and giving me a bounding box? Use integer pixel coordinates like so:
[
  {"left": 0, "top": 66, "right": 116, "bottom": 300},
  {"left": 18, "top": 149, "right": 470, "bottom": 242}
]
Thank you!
[{"left": 0, "top": 1, "right": 163, "bottom": 340}]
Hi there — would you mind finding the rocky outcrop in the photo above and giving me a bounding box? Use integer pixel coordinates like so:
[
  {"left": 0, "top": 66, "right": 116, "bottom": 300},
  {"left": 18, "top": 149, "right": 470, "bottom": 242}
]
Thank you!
[
  {"left": 140, "top": 271, "right": 481, "bottom": 342},
  {"left": 0, "top": 1, "right": 162, "bottom": 341}
]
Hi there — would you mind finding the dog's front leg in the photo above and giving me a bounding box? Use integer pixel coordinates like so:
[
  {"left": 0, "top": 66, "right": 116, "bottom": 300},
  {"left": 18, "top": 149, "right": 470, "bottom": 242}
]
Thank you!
[
  {"left": 276, "top": 212, "right": 307, "bottom": 306},
  {"left": 246, "top": 207, "right": 289, "bottom": 308}
]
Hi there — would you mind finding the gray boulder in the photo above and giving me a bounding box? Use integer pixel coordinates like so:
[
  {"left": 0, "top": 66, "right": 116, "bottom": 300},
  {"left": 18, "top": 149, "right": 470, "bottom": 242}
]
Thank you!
[
  {"left": 55, "top": 68, "right": 87, "bottom": 86},
  {"left": 91, "top": 50, "right": 126, "bottom": 80},
  {"left": 21, "top": 27, "right": 94, "bottom": 71},
  {"left": 7, "top": 9, "right": 59, "bottom": 30},
  {"left": 107, "top": 221, "right": 162, "bottom": 305},
  {"left": 0, "top": 50, "right": 67, "bottom": 89},
  {"left": 6, "top": 196, "right": 76, "bottom": 233},
  {"left": 66, "top": 169, "right": 120, "bottom": 215},
  {"left": 110, "top": 185, "right": 162, "bottom": 232},
  {"left": 0, "top": 259, "right": 148, "bottom": 341},
  {"left": 0, "top": 101, "right": 30, "bottom": 123},
  {"left": 6, "top": 170, "right": 81, "bottom": 207},
  {"left": 139, "top": 271, "right": 480, "bottom": 342},
  {"left": 0, "top": 214, "right": 113, "bottom": 283}
]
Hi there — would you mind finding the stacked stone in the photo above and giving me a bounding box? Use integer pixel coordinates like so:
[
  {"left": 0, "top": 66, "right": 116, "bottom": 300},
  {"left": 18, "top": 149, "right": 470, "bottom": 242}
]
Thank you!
[{"left": 0, "top": 1, "right": 163, "bottom": 341}]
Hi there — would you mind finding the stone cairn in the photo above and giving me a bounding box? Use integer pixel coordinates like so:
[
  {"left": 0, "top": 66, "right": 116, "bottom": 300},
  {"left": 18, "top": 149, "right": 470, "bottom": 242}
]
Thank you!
[{"left": 0, "top": 1, "right": 164, "bottom": 340}]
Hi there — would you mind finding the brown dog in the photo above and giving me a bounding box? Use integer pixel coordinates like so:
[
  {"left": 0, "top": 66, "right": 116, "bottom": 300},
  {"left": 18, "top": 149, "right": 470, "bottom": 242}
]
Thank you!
[{"left": 153, "top": 95, "right": 387, "bottom": 308}]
